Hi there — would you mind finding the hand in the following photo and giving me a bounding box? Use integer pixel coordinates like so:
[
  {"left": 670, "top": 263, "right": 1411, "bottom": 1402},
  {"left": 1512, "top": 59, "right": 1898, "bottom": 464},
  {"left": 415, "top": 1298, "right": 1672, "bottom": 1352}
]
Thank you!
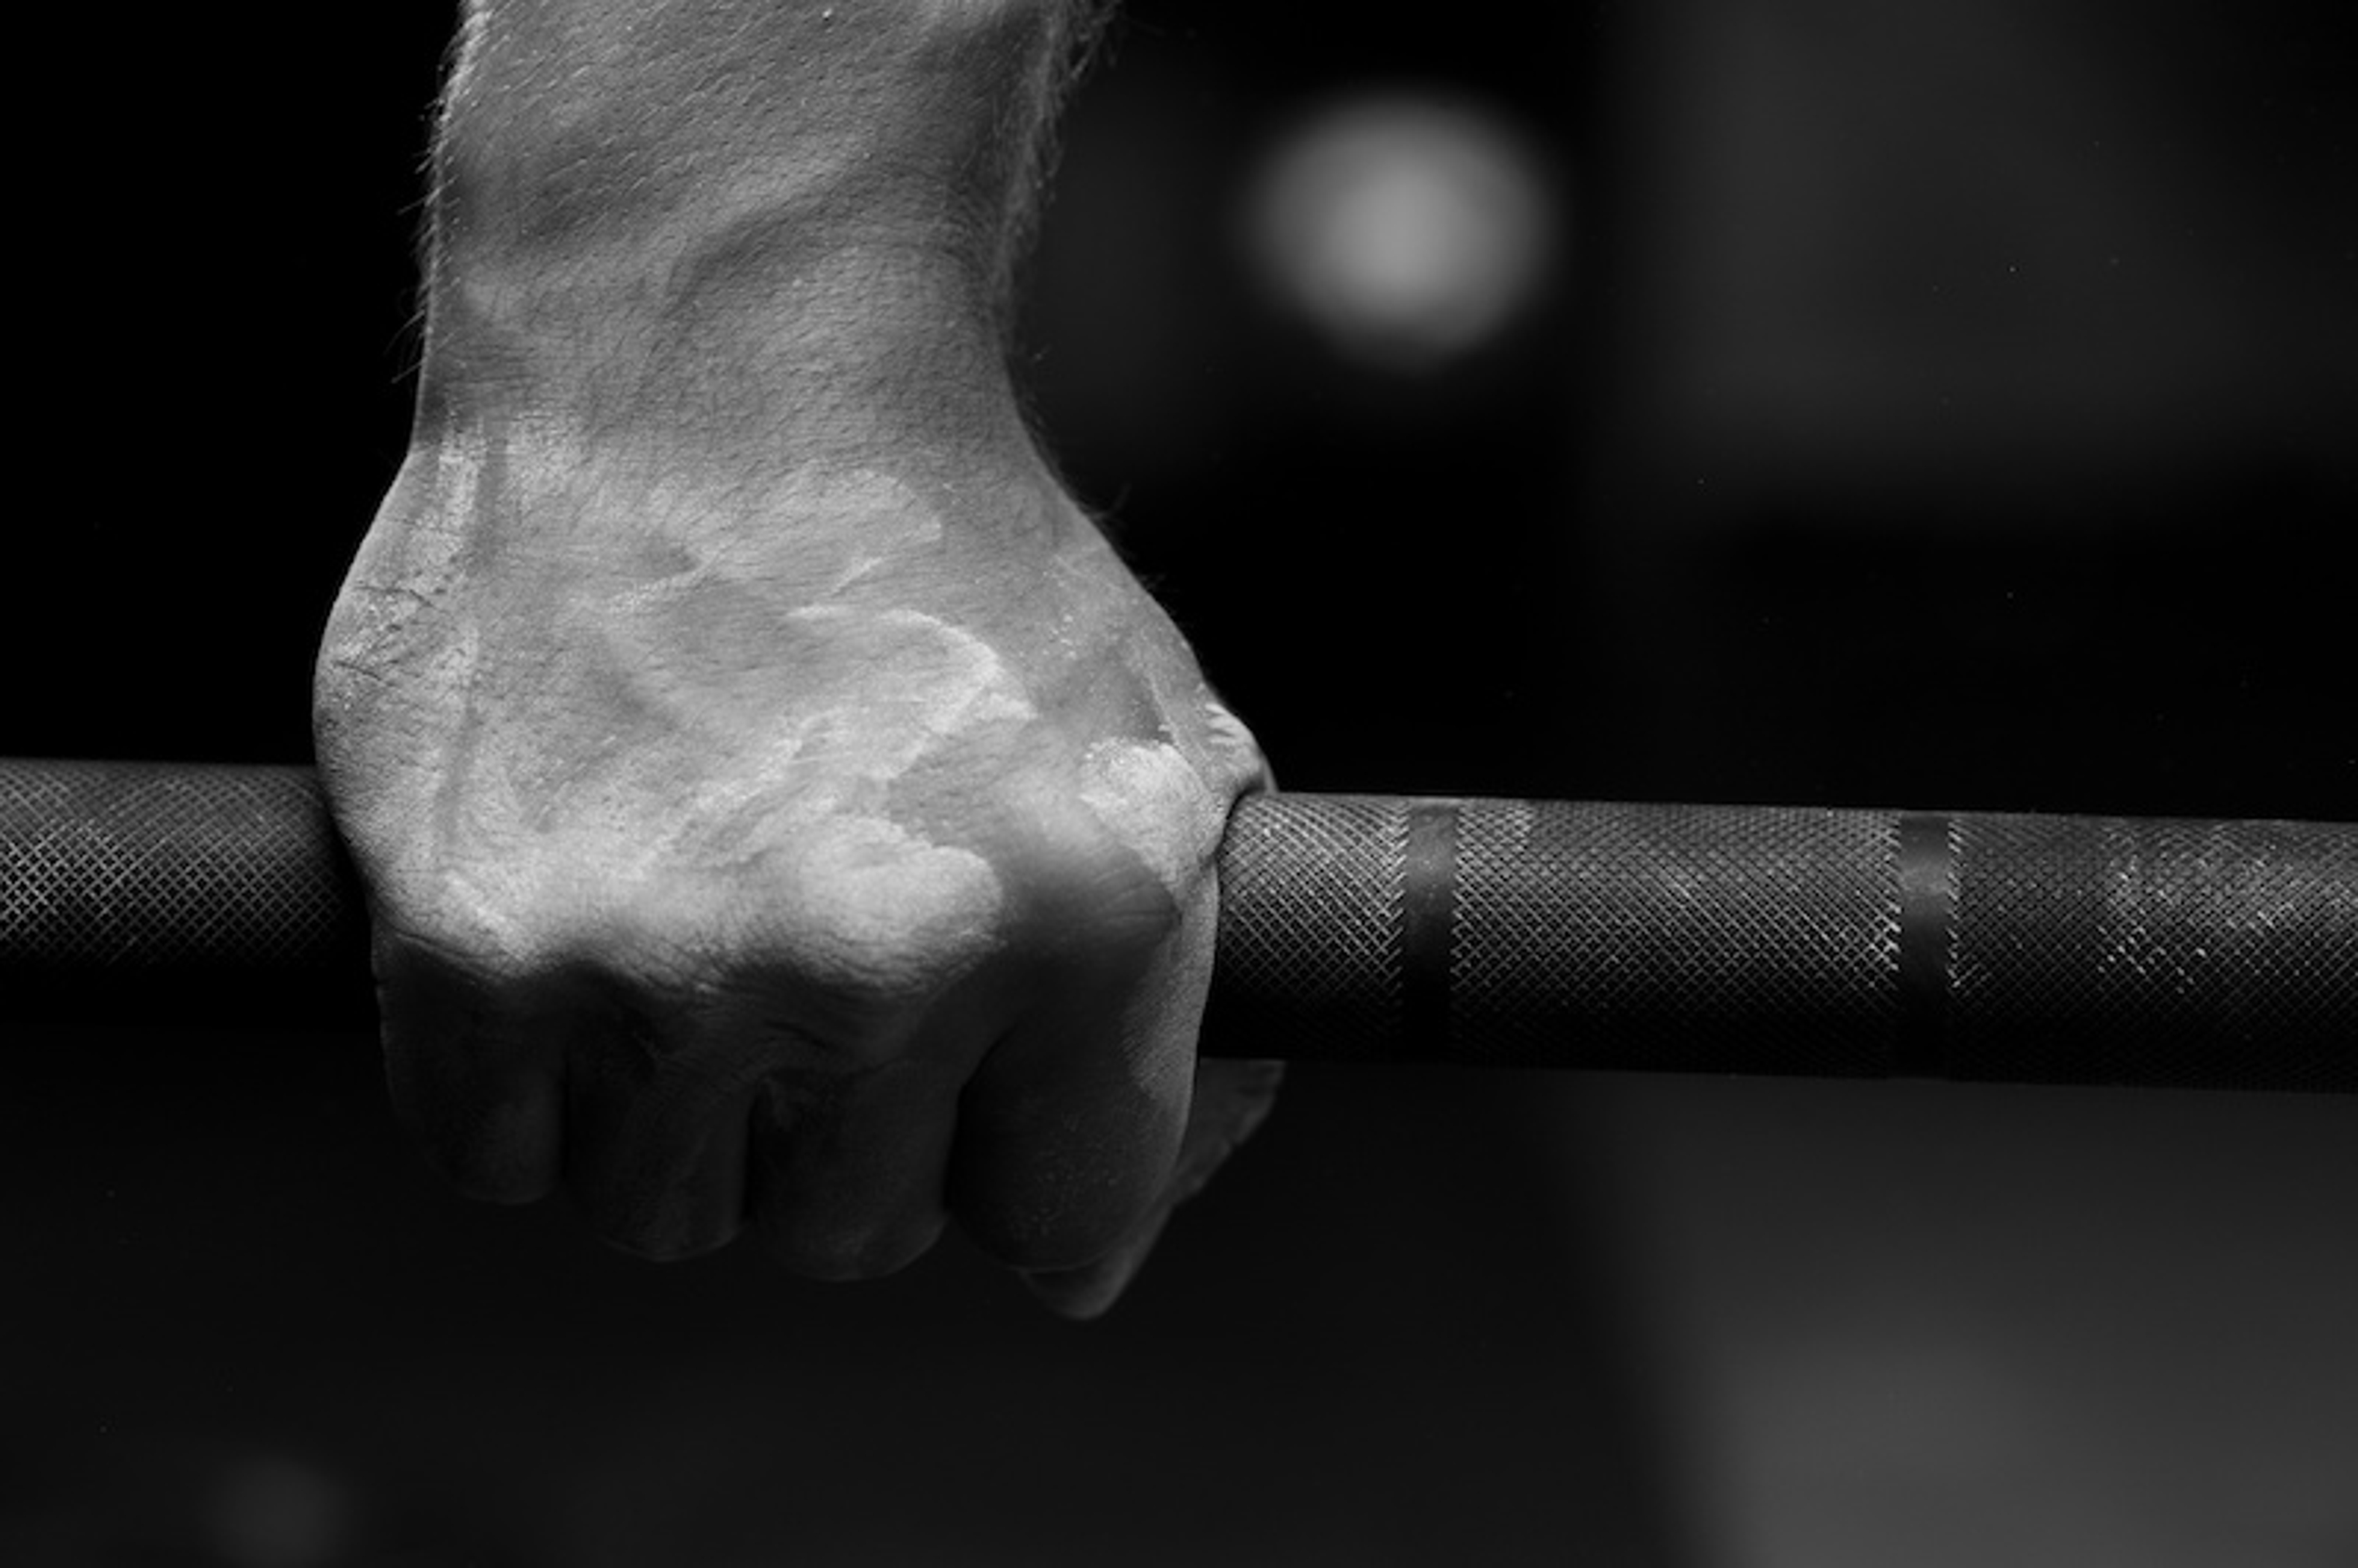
[{"left": 316, "top": 424, "right": 1278, "bottom": 1316}]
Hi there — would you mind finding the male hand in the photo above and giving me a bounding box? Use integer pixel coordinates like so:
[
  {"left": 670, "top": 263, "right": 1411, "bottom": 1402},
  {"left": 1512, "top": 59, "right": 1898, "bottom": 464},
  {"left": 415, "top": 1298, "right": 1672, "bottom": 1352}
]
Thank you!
[
  {"left": 317, "top": 430, "right": 1276, "bottom": 1316},
  {"left": 314, "top": 0, "right": 1277, "bottom": 1318}
]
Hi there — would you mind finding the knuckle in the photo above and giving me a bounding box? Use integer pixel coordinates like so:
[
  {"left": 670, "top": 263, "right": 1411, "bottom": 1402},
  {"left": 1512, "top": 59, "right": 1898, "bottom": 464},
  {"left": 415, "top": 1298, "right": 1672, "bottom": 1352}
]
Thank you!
[
  {"left": 704, "top": 815, "right": 1011, "bottom": 1044},
  {"left": 984, "top": 768, "right": 1214, "bottom": 962},
  {"left": 1070, "top": 737, "right": 1225, "bottom": 905}
]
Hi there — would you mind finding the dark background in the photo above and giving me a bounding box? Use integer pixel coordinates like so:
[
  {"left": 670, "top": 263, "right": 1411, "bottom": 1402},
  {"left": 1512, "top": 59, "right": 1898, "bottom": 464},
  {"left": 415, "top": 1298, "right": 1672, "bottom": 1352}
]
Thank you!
[{"left": 7, "top": 2, "right": 2354, "bottom": 1564}]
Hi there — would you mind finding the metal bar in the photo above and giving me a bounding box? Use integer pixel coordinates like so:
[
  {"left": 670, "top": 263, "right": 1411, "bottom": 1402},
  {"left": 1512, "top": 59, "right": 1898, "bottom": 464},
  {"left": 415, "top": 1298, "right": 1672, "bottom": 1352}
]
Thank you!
[{"left": 4, "top": 758, "right": 2351, "bottom": 1090}]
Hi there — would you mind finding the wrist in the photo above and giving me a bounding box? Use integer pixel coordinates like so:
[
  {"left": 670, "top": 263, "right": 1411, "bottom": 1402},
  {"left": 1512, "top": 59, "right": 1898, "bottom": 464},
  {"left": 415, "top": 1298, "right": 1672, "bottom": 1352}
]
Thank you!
[
  {"left": 418, "top": 238, "right": 1025, "bottom": 468},
  {"left": 414, "top": 0, "right": 1073, "bottom": 461}
]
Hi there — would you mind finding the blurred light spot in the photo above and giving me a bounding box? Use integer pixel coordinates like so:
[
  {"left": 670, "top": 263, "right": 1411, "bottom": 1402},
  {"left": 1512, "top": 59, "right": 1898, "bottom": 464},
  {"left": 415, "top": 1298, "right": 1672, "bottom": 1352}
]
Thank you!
[
  {"left": 1245, "top": 95, "right": 1558, "bottom": 372},
  {"left": 206, "top": 1453, "right": 353, "bottom": 1568}
]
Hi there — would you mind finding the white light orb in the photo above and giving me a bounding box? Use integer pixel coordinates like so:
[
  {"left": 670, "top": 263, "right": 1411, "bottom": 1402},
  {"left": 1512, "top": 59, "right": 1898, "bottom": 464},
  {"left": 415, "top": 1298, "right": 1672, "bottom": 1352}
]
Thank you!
[{"left": 1245, "top": 95, "right": 1558, "bottom": 372}]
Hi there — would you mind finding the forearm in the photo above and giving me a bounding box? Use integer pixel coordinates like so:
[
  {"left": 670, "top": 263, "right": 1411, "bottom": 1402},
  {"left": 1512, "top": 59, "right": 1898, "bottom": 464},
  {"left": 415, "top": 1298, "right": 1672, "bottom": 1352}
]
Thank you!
[{"left": 420, "top": 0, "right": 1106, "bottom": 458}]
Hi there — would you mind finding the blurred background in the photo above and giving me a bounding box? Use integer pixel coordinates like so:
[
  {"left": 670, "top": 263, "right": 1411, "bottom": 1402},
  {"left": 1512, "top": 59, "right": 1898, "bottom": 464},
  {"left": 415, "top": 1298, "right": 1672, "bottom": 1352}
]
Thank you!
[{"left": 7, "top": 1, "right": 2354, "bottom": 1563}]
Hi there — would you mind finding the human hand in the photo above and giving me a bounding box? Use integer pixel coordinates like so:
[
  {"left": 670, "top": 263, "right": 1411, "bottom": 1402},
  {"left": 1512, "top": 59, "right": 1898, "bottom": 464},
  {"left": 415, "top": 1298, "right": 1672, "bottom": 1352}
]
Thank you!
[{"left": 316, "top": 427, "right": 1277, "bottom": 1316}]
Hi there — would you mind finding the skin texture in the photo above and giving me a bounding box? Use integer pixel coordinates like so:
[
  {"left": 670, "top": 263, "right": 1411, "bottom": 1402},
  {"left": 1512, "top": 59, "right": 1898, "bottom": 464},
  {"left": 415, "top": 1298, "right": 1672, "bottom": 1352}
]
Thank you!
[{"left": 315, "top": 0, "right": 1277, "bottom": 1316}]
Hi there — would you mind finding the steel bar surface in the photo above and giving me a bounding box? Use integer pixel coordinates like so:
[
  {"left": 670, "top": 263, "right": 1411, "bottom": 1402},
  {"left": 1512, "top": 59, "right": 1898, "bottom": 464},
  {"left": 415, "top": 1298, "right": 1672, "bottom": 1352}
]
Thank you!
[{"left": 2, "top": 758, "right": 2351, "bottom": 1091}]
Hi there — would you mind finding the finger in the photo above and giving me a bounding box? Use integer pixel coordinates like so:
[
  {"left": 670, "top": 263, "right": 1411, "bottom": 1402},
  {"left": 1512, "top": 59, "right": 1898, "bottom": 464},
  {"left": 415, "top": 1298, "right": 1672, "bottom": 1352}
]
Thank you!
[
  {"left": 745, "top": 1054, "right": 964, "bottom": 1281},
  {"left": 1010, "top": 692, "right": 1282, "bottom": 1314},
  {"left": 558, "top": 985, "right": 758, "bottom": 1260},
  {"left": 1019, "top": 1054, "right": 1283, "bottom": 1318},
  {"left": 375, "top": 934, "right": 565, "bottom": 1205},
  {"left": 949, "top": 871, "right": 1215, "bottom": 1300}
]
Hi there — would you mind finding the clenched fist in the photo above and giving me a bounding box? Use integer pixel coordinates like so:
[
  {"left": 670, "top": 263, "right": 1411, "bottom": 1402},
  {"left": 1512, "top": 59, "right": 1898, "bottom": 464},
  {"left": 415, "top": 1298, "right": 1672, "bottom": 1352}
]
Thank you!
[
  {"left": 314, "top": 0, "right": 1278, "bottom": 1316},
  {"left": 319, "top": 425, "right": 1276, "bottom": 1316}
]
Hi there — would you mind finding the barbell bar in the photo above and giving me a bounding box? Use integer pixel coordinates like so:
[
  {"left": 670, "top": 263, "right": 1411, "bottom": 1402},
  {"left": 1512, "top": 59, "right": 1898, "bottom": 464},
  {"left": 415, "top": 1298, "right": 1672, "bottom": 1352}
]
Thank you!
[{"left": 2, "top": 757, "right": 2349, "bottom": 1091}]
